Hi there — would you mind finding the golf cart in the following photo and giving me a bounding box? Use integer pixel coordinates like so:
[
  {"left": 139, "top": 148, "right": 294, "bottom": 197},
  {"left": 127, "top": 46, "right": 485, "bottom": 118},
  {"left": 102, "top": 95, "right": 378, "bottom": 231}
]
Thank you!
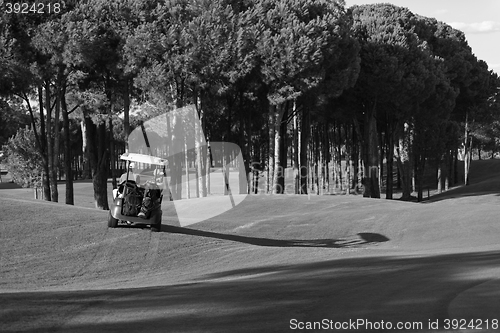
[{"left": 108, "top": 153, "right": 168, "bottom": 232}]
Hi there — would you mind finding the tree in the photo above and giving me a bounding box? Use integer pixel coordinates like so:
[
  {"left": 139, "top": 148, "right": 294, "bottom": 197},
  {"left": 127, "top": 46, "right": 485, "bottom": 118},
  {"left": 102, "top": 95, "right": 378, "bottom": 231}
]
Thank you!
[
  {"left": 413, "top": 67, "right": 457, "bottom": 201},
  {"left": 249, "top": 0, "right": 358, "bottom": 194},
  {"left": 32, "top": 17, "right": 78, "bottom": 204},
  {"left": 0, "top": 11, "right": 53, "bottom": 200},
  {"left": 3, "top": 127, "right": 44, "bottom": 188},
  {"left": 417, "top": 17, "right": 496, "bottom": 187},
  {"left": 349, "top": 4, "right": 440, "bottom": 199},
  {"left": 0, "top": 98, "right": 30, "bottom": 147},
  {"left": 62, "top": 0, "right": 148, "bottom": 208}
]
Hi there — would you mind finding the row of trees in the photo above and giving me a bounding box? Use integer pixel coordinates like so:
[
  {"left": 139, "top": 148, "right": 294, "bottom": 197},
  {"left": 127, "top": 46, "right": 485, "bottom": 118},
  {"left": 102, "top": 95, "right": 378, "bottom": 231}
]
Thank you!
[{"left": 1, "top": 0, "right": 499, "bottom": 208}]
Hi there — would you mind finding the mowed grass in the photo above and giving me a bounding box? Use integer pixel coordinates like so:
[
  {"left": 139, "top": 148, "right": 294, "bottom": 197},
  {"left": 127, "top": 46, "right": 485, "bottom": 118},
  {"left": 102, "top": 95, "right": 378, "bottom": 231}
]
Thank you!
[{"left": 0, "top": 159, "right": 499, "bottom": 292}]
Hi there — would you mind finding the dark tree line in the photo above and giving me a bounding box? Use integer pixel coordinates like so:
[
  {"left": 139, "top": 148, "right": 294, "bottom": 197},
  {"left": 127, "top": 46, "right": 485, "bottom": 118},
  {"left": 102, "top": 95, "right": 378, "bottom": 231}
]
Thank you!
[{"left": 1, "top": 0, "right": 499, "bottom": 208}]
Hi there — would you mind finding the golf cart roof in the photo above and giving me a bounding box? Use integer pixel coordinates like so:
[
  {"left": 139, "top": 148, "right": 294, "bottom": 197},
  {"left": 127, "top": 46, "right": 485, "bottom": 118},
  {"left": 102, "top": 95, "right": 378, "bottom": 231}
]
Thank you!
[{"left": 120, "top": 153, "right": 168, "bottom": 166}]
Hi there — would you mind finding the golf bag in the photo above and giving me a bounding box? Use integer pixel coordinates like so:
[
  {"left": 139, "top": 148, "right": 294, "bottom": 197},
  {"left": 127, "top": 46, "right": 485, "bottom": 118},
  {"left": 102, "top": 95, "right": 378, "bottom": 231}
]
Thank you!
[{"left": 122, "top": 190, "right": 143, "bottom": 216}]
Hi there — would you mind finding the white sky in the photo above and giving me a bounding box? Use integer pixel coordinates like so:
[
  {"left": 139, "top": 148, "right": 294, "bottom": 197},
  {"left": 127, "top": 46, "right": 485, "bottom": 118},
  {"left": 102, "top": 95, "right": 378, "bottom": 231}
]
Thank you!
[{"left": 344, "top": 0, "right": 500, "bottom": 74}]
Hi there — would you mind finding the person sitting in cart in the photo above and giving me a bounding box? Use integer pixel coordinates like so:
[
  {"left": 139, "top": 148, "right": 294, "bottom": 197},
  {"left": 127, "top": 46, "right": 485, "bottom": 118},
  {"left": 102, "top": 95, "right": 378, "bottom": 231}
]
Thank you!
[
  {"left": 138, "top": 169, "right": 163, "bottom": 218},
  {"left": 113, "top": 163, "right": 141, "bottom": 199}
]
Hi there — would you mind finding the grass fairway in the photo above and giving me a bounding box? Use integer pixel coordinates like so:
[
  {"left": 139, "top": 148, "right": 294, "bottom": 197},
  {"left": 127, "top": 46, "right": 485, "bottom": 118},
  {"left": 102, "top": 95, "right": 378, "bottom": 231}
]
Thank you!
[{"left": 1, "top": 159, "right": 499, "bottom": 332}]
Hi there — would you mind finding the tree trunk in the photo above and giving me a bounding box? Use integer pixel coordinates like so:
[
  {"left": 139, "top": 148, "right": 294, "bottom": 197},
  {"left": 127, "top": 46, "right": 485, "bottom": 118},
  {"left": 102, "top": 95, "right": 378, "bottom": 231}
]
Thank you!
[
  {"left": 252, "top": 141, "right": 261, "bottom": 194},
  {"left": 51, "top": 90, "right": 60, "bottom": 203},
  {"left": 318, "top": 127, "right": 323, "bottom": 194},
  {"left": 206, "top": 142, "right": 211, "bottom": 195},
  {"left": 444, "top": 152, "right": 450, "bottom": 191},
  {"left": 195, "top": 158, "right": 200, "bottom": 198},
  {"left": 453, "top": 147, "right": 458, "bottom": 185},
  {"left": 81, "top": 120, "right": 91, "bottom": 179},
  {"left": 268, "top": 106, "right": 275, "bottom": 193},
  {"left": 437, "top": 160, "right": 442, "bottom": 194},
  {"left": 239, "top": 151, "right": 248, "bottom": 194},
  {"left": 345, "top": 146, "right": 351, "bottom": 195},
  {"left": 378, "top": 129, "right": 384, "bottom": 193},
  {"left": 195, "top": 101, "right": 207, "bottom": 197},
  {"left": 336, "top": 124, "right": 342, "bottom": 192},
  {"left": 395, "top": 122, "right": 412, "bottom": 200},
  {"left": 308, "top": 143, "right": 314, "bottom": 194},
  {"left": 237, "top": 93, "right": 251, "bottom": 195},
  {"left": 200, "top": 144, "right": 208, "bottom": 197},
  {"left": 362, "top": 104, "right": 380, "bottom": 198},
  {"left": 185, "top": 145, "right": 190, "bottom": 199},
  {"left": 448, "top": 149, "right": 453, "bottom": 187},
  {"left": 324, "top": 125, "right": 330, "bottom": 194},
  {"left": 464, "top": 111, "right": 471, "bottom": 186},
  {"left": 386, "top": 128, "right": 395, "bottom": 199},
  {"left": 464, "top": 137, "right": 470, "bottom": 186},
  {"left": 85, "top": 113, "right": 109, "bottom": 210},
  {"left": 313, "top": 125, "right": 320, "bottom": 194},
  {"left": 351, "top": 126, "right": 358, "bottom": 191},
  {"left": 170, "top": 147, "right": 183, "bottom": 200},
  {"left": 94, "top": 121, "right": 109, "bottom": 210},
  {"left": 109, "top": 116, "right": 117, "bottom": 189},
  {"left": 293, "top": 102, "right": 300, "bottom": 194},
  {"left": 412, "top": 163, "right": 416, "bottom": 193},
  {"left": 222, "top": 146, "right": 228, "bottom": 195},
  {"left": 123, "top": 78, "right": 131, "bottom": 151},
  {"left": 441, "top": 151, "right": 448, "bottom": 192},
  {"left": 169, "top": 98, "right": 184, "bottom": 200},
  {"left": 415, "top": 136, "right": 426, "bottom": 202},
  {"left": 345, "top": 124, "right": 351, "bottom": 195},
  {"left": 60, "top": 86, "right": 74, "bottom": 205},
  {"left": 299, "top": 108, "right": 309, "bottom": 194},
  {"left": 467, "top": 136, "right": 473, "bottom": 183},
  {"left": 45, "top": 81, "right": 57, "bottom": 202},
  {"left": 273, "top": 104, "right": 287, "bottom": 194},
  {"left": 36, "top": 84, "right": 51, "bottom": 200},
  {"left": 417, "top": 169, "right": 424, "bottom": 202},
  {"left": 397, "top": 163, "right": 401, "bottom": 190}
]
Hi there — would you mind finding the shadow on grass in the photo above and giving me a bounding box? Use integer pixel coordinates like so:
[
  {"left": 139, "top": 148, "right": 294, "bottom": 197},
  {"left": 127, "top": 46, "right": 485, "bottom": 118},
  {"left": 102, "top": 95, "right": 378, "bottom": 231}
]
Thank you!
[
  {"left": 425, "top": 181, "right": 500, "bottom": 203},
  {"left": 161, "top": 225, "right": 388, "bottom": 248},
  {"left": 0, "top": 182, "right": 21, "bottom": 190},
  {"left": 426, "top": 160, "right": 500, "bottom": 203},
  {"left": 2, "top": 250, "right": 500, "bottom": 333}
]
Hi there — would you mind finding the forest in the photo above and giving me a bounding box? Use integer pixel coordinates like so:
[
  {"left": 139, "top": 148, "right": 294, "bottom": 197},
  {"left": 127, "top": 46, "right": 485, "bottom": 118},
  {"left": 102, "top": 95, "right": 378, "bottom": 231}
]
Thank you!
[{"left": 1, "top": 0, "right": 499, "bottom": 209}]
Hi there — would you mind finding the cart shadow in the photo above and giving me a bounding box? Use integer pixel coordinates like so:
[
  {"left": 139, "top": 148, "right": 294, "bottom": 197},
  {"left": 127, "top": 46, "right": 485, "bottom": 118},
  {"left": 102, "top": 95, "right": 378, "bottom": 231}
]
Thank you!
[
  {"left": 161, "top": 225, "right": 389, "bottom": 248},
  {"left": 115, "top": 222, "right": 155, "bottom": 230}
]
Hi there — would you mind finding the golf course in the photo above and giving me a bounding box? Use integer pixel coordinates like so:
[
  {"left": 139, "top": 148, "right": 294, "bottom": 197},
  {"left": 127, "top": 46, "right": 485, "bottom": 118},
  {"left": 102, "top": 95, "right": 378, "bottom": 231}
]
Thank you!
[{"left": 1, "top": 159, "right": 500, "bottom": 332}]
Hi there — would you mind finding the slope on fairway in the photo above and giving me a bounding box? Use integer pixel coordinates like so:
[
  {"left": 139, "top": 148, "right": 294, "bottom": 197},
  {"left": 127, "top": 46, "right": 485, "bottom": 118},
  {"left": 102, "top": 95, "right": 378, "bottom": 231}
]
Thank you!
[
  {"left": 429, "top": 158, "right": 500, "bottom": 202},
  {"left": 1, "top": 174, "right": 499, "bottom": 292},
  {"left": 1, "top": 159, "right": 500, "bottom": 333}
]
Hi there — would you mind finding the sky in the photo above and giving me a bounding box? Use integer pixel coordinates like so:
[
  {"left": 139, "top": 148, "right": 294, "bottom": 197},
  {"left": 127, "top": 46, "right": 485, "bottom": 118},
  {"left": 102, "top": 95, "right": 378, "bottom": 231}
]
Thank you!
[{"left": 344, "top": 0, "right": 500, "bottom": 74}]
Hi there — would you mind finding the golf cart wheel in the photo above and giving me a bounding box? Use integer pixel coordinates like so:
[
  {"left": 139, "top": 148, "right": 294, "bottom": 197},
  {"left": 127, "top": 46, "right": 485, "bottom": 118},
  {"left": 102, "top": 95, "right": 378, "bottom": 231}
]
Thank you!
[
  {"left": 151, "top": 212, "right": 162, "bottom": 232},
  {"left": 108, "top": 211, "right": 118, "bottom": 228}
]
